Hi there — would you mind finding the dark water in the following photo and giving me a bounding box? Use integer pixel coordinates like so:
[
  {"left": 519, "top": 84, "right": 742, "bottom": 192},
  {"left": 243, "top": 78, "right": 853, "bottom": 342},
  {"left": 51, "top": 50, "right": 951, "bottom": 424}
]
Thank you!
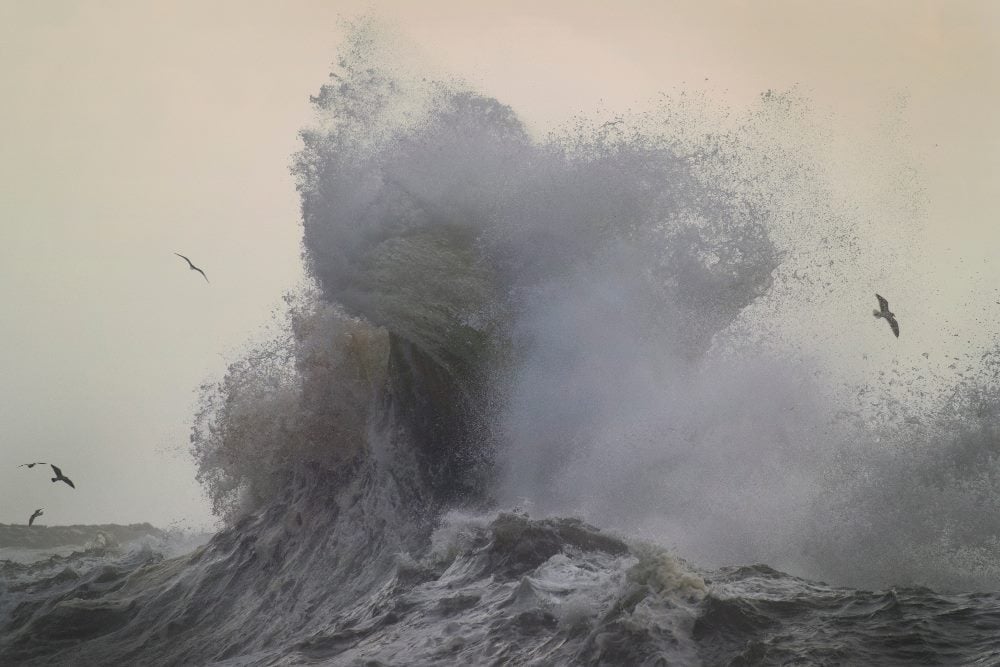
[
  {"left": 4, "top": 22, "right": 1000, "bottom": 665},
  {"left": 698, "top": 566, "right": 1000, "bottom": 666},
  {"left": 3, "top": 512, "right": 999, "bottom": 665},
  {"left": 0, "top": 523, "right": 164, "bottom": 554}
]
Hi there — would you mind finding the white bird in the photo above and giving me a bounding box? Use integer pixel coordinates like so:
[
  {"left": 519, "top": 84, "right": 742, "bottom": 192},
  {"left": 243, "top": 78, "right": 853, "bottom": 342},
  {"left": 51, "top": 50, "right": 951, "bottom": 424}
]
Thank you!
[
  {"left": 873, "top": 293, "right": 899, "bottom": 338},
  {"left": 28, "top": 508, "right": 44, "bottom": 526},
  {"left": 174, "top": 253, "right": 209, "bottom": 283}
]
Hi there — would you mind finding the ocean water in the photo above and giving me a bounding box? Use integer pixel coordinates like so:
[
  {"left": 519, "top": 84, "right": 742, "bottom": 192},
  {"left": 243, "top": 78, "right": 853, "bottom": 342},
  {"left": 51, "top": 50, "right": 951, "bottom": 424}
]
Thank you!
[{"left": 3, "top": 24, "right": 1000, "bottom": 666}]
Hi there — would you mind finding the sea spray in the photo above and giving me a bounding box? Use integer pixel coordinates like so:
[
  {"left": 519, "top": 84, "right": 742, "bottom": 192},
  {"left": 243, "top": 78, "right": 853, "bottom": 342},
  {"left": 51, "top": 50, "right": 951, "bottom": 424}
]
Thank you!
[
  {"left": 202, "top": 21, "right": 1000, "bottom": 591},
  {"left": 4, "top": 21, "right": 1000, "bottom": 666},
  {"left": 191, "top": 292, "right": 389, "bottom": 520}
]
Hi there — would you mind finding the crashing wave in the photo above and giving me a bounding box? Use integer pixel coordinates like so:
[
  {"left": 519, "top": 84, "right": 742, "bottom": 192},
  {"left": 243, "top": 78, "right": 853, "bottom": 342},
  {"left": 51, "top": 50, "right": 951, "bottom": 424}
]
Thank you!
[{"left": 3, "top": 20, "right": 1000, "bottom": 666}]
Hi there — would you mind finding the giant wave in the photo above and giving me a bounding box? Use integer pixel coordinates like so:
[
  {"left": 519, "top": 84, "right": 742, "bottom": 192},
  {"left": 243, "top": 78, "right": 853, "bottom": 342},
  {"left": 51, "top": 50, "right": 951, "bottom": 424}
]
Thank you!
[{"left": 3, "top": 23, "right": 1000, "bottom": 666}]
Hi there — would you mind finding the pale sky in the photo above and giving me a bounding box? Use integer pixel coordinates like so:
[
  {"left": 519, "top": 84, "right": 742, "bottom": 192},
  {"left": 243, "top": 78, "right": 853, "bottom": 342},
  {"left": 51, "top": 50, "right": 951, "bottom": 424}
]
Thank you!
[{"left": 0, "top": 1, "right": 996, "bottom": 528}]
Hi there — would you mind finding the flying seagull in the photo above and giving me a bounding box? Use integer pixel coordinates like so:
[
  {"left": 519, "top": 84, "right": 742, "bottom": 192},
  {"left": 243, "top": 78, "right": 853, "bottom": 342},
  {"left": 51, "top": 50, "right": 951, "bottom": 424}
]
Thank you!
[
  {"left": 50, "top": 464, "right": 75, "bottom": 489},
  {"left": 873, "top": 293, "right": 899, "bottom": 338},
  {"left": 174, "top": 253, "right": 209, "bottom": 283},
  {"left": 18, "top": 462, "right": 46, "bottom": 468},
  {"left": 28, "top": 509, "right": 43, "bottom": 526}
]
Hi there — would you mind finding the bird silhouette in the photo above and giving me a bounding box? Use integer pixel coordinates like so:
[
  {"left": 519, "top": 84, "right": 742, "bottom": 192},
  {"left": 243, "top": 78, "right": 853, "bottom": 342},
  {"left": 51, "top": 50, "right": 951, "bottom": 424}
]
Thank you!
[
  {"left": 174, "top": 253, "right": 209, "bottom": 283},
  {"left": 873, "top": 293, "right": 899, "bottom": 338},
  {"left": 50, "top": 464, "right": 75, "bottom": 489},
  {"left": 18, "top": 462, "right": 46, "bottom": 468},
  {"left": 28, "top": 509, "right": 43, "bottom": 526}
]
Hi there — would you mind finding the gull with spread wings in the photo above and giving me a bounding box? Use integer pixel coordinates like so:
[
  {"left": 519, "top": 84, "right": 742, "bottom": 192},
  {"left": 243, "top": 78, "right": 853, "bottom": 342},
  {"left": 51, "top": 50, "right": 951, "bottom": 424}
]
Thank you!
[
  {"left": 873, "top": 293, "right": 899, "bottom": 338},
  {"left": 50, "top": 464, "right": 75, "bottom": 489},
  {"left": 174, "top": 253, "right": 209, "bottom": 283}
]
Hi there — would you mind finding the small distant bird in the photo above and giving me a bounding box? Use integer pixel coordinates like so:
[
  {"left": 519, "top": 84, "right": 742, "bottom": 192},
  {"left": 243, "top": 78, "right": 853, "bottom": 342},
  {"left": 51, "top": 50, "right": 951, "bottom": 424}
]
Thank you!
[
  {"left": 873, "top": 293, "right": 899, "bottom": 338},
  {"left": 174, "top": 253, "right": 209, "bottom": 283},
  {"left": 28, "top": 509, "right": 43, "bottom": 526},
  {"left": 18, "top": 462, "right": 46, "bottom": 468},
  {"left": 50, "top": 464, "right": 75, "bottom": 489}
]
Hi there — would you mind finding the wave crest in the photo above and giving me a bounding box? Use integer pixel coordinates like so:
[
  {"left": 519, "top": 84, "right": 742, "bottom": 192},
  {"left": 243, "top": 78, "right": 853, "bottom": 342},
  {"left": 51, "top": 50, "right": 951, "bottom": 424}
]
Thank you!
[{"left": 191, "top": 292, "right": 389, "bottom": 520}]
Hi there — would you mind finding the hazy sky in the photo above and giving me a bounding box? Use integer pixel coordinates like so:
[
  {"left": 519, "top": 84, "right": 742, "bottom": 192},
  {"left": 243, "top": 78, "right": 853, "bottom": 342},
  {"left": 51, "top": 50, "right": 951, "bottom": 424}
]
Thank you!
[{"left": 0, "top": 1, "right": 996, "bottom": 529}]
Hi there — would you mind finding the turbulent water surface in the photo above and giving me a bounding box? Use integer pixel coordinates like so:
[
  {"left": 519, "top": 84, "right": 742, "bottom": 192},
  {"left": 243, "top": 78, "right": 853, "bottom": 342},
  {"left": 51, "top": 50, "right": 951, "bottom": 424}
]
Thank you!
[{"left": 4, "top": 24, "right": 1000, "bottom": 666}]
